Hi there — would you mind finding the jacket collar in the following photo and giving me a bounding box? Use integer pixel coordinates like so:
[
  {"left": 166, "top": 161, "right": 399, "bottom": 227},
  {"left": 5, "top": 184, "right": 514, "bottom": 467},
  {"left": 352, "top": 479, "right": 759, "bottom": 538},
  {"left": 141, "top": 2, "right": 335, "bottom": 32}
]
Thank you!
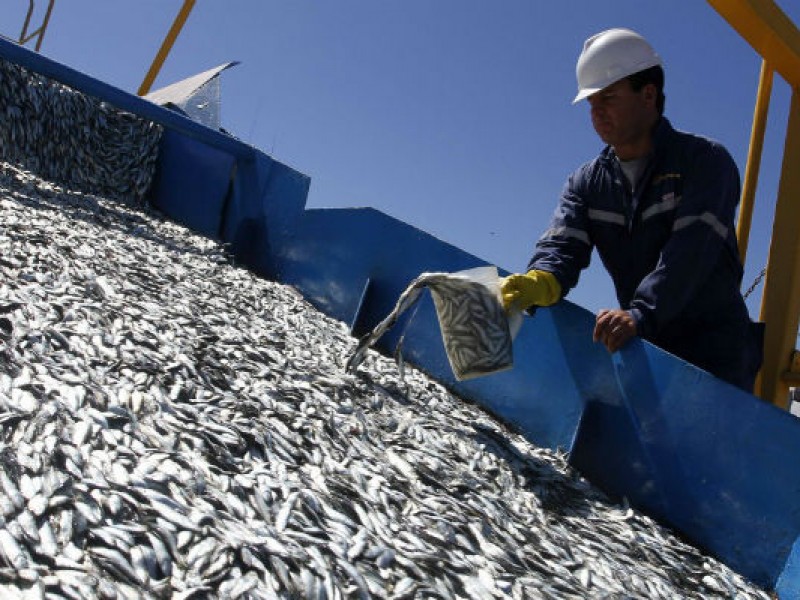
[{"left": 599, "top": 116, "right": 674, "bottom": 164}]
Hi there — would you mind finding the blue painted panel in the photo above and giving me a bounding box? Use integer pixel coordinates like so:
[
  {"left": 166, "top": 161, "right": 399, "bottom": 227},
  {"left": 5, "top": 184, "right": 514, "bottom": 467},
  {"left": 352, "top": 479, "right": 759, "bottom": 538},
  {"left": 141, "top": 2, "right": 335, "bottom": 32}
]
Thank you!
[
  {"left": 149, "top": 129, "right": 235, "bottom": 238},
  {"left": 569, "top": 333, "right": 800, "bottom": 590},
  {"left": 221, "top": 154, "right": 309, "bottom": 279},
  {"left": 399, "top": 299, "right": 587, "bottom": 450},
  {"left": 257, "top": 159, "right": 311, "bottom": 276},
  {"left": 147, "top": 133, "right": 310, "bottom": 280},
  {"left": 277, "top": 207, "right": 489, "bottom": 332}
]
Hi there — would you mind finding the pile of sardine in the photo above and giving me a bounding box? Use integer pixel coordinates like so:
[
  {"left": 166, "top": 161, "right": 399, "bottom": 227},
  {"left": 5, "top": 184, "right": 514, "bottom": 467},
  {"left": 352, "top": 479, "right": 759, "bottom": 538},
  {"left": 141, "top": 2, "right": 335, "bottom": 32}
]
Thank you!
[
  {"left": 0, "top": 58, "right": 161, "bottom": 205},
  {"left": 0, "top": 60, "right": 772, "bottom": 598},
  {"left": 0, "top": 172, "right": 773, "bottom": 599}
]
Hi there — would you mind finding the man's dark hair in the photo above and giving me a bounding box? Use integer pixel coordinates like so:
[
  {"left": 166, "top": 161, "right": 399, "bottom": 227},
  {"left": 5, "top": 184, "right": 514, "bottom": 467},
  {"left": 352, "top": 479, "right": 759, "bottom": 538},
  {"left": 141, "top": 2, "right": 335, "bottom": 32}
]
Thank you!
[{"left": 627, "top": 65, "right": 665, "bottom": 115}]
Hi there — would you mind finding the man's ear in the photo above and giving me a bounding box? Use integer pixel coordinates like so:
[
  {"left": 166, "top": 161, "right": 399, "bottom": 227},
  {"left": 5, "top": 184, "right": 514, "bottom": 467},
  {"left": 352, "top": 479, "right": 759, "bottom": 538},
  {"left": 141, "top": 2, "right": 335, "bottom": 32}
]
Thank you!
[{"left": 643, "top": 83, "right": 657, "bottom": 107}]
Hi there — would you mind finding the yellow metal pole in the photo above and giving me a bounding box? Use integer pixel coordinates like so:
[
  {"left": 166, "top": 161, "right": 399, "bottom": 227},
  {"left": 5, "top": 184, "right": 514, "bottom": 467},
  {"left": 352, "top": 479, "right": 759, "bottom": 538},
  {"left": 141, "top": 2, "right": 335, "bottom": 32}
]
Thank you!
[
  {"left": 706, "top": 0, "right": 800, "bottom": 89},
  {"left": 137, "top": 0, "right": 196, "bottom": 96},
  {"left": 737, "top": 60, "right": 773, "bottom": 263},
  {"left": 757, "top": 88, "right": 800, "bottom": 407},
  {"left": 707, "top": 0, "right": 800, "bottom": 406}
]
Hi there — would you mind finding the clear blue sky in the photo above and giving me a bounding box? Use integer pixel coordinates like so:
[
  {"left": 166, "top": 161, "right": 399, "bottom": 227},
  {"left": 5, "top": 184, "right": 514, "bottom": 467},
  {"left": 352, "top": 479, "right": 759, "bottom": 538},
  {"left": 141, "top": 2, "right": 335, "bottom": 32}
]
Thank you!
[{"left": 9, "top": 1, "right": 799, "bottom": 320}]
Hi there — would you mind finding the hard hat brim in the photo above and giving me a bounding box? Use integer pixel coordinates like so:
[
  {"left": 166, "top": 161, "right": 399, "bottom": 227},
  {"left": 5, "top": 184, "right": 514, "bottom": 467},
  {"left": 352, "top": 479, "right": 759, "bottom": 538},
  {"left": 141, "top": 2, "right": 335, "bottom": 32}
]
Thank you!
[{"left": 572, "top": 87, "right": 602, "bottom": 104}]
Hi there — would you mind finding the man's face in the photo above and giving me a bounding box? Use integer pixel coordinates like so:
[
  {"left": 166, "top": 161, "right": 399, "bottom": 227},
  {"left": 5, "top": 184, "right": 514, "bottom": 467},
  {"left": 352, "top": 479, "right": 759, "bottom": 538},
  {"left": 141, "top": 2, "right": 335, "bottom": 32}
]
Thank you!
[{"left": 587, "top": 78, "right": 656, "bottom": 156}]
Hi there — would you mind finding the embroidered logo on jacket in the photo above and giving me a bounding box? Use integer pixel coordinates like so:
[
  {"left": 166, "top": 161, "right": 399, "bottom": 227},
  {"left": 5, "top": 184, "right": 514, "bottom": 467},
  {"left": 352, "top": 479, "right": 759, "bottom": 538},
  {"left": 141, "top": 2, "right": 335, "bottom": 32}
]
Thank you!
[{"left": 651, "top": 173, "right": 681, "bottom": 186}]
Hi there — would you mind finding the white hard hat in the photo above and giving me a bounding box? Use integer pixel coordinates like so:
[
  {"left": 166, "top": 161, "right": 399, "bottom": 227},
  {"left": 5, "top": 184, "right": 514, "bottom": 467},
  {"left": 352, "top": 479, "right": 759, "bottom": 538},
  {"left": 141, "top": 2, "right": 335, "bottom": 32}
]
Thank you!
[{"left": 573, "top": 28, "right": 662, "bottom": 104}]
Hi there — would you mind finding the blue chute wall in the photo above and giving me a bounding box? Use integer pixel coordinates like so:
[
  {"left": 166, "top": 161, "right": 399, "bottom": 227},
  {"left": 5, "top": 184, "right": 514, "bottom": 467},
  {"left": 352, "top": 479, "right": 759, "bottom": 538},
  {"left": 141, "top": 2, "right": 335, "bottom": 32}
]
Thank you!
[
  {"left": 2, "top": 36, "right": 800, "bottom": 595},
  {"left": 149, "top": 129, "right": 237, "bottom": 238}
]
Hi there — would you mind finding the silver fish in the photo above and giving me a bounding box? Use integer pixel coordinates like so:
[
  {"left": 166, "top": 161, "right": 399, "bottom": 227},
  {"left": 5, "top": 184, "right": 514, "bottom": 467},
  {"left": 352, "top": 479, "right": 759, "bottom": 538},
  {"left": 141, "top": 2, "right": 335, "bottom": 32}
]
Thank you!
[{"left": 346, "top": 268, "right": 515, "bottom": 381}]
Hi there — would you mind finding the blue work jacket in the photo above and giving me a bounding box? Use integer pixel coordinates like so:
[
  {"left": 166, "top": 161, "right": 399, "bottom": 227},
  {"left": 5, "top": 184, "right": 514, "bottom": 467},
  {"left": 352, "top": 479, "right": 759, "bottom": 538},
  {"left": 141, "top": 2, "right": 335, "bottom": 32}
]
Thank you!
[{"left": 528, "top": 117, "right": 761, "bottom": 390}]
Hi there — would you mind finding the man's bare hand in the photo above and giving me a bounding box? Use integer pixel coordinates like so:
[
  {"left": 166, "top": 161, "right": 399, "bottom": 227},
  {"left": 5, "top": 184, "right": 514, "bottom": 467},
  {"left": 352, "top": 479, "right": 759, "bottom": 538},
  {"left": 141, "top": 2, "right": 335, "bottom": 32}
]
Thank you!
[{"left": 593, "top": 309, "right": 637, "bottom": 353}]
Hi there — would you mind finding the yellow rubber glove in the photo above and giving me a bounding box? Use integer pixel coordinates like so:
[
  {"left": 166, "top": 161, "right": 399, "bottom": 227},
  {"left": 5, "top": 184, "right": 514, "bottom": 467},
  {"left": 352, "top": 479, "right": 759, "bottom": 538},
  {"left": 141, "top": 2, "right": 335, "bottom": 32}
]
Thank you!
[{"left": 500, "top": 270, "right": 562, "bottom": 311}]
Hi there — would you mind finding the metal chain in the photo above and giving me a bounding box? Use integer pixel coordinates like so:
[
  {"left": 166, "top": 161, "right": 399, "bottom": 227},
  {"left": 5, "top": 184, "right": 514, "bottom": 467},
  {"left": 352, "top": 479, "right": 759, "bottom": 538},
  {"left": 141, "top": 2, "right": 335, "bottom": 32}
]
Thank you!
[
  {"left": 742, "top": 268, "right": 800, "bottom": 343},
  {"left": 743, "top": 267, "right": 767, "bottom": 300}
]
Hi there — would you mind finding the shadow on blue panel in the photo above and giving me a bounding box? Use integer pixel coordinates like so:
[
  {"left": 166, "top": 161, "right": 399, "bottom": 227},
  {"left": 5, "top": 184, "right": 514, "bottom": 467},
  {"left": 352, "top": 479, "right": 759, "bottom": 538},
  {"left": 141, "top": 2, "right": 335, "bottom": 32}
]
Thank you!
[
  {"left": 220, "top": 152, "right": 309, "bottom": 280},
  {"left": 569, "top": 332, "right": 800, "bottom": 590},
  {"left": 149, "top": 129, "right": 235, "bottom": 238},
  {"left": 567, "top": 337, "right": 693, "bottom": 525}
]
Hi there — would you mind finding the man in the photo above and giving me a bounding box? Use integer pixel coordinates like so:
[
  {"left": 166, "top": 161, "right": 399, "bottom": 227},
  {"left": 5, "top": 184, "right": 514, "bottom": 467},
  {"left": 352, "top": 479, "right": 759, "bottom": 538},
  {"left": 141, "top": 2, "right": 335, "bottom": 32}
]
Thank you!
[{"left": 501, "top": 28, "right": 762, "bottom": 392}]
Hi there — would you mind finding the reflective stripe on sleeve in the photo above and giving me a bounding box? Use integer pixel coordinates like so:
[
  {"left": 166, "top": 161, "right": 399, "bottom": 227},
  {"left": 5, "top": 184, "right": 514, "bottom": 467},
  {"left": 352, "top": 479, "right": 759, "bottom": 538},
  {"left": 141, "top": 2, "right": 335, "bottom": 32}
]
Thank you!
[
  {"left": 641, "top": 195, "right": 681, "bottom": 221},
  {"left": 540, "top": 226, "right": 590, "bottom": 245},
  {"left": 588, "top": 208, "right": 625, "bottom": 226},
  {"left": 673, "top": 211, "right": 729, "bottom": 238}
]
